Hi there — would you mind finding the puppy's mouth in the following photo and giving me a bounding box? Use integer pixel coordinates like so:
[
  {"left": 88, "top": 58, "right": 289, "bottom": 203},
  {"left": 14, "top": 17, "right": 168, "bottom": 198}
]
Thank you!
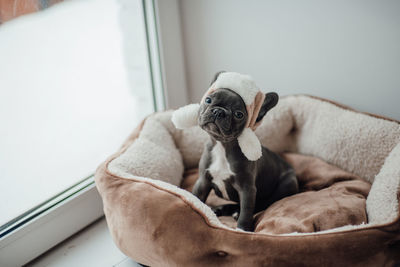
[
  {"left": 202, "top": 121, "right": 222, "bottom": 135},
  {"left": 200, "top": 120, "right": 235, "bottom": 142}
]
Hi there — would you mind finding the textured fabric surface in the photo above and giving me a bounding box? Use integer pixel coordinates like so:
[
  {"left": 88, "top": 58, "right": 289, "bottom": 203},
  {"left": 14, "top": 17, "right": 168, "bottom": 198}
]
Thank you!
[{"left": 256, "top": 153, "right": 371, "bottom": 234}]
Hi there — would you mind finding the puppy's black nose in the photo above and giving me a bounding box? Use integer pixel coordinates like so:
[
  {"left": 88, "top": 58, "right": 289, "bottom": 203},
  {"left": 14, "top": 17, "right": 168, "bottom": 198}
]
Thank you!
[{"left": 212, "top": 108, "right": 225, "bottom": 118}]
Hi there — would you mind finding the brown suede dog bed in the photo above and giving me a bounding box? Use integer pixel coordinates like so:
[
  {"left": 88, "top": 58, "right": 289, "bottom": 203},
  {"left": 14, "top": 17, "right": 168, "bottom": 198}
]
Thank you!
[{"left": 95, "top": 95, "right": 400, "bottom": 266}]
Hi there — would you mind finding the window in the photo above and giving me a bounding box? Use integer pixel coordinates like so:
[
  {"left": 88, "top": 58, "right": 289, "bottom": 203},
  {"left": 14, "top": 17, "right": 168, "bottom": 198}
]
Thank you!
[{"left": 0, "top": 0, "right": 164, "bottom": 265}]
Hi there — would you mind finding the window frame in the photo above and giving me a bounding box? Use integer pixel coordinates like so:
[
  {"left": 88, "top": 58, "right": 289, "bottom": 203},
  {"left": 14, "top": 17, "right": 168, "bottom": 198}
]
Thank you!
[{"left": 0, "top": 0, "right": 169, "bottom": 265}]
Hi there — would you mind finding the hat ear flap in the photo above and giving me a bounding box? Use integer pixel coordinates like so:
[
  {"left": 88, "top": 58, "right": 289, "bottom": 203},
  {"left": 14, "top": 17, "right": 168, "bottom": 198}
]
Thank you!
[
  {"left": 237, "top": 128, "right": 262, "bottom": 161},
  {"left": 171, "top": 103, "right": 200, "bottom": 129}
]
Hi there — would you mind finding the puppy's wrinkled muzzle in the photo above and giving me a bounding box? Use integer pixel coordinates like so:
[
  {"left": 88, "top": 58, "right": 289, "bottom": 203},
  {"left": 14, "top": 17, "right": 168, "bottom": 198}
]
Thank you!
[
  {"left": 212, "top": 107, "right": 226, "bottom": 118},
  {"left": 203, "top": 122, "right": 220, "bottom": 135},
  {"left": 200, "top": 109, "right": 233, "bottom": 141}
]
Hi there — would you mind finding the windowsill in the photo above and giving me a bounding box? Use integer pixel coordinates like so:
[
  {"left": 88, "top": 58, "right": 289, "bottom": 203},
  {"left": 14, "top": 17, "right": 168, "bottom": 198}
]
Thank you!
[
  {"left": 0, "top": 180, "right": 104, "bottom": 266},
  {"left": 26, "top": 217, "right": 144, "bottom": 267}
]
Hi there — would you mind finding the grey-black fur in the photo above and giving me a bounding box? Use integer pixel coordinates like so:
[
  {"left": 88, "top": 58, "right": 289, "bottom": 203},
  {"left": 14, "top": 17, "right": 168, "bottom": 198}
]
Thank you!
[{"left": 192, "top": 72, "right": 299, "bottom": 231}]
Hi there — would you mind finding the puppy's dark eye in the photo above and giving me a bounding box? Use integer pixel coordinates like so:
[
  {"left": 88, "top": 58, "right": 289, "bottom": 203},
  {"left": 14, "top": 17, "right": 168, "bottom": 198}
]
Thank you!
[
  {"left": 234, "top": 111, "right": 244, "bottom": 119},
  {"left": 205, "top": 97, "right": 212, "bottom": 104}
]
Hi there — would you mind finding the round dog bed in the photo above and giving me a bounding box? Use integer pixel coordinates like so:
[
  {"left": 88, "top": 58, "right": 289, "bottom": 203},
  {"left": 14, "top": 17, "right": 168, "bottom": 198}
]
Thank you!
[{"left": 95, "top": 95, "right": 400, "bottom": 266}]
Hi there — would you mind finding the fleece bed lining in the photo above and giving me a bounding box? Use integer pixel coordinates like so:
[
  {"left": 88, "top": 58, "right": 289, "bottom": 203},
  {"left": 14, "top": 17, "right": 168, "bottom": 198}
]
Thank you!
[{"left": 108, "top": 95, "right": 400, "bottom": 235}]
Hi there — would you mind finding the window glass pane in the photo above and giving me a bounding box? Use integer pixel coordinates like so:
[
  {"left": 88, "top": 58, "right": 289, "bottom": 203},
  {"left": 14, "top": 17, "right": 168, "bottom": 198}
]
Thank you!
[{"left": 0, "top": 0, "right": 154, "bottom": 226}]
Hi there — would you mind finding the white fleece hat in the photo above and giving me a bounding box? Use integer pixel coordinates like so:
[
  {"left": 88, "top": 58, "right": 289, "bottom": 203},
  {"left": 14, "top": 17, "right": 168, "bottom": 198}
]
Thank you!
[{"left": 172, "top": 72, "right": 265, "bottom": 161}]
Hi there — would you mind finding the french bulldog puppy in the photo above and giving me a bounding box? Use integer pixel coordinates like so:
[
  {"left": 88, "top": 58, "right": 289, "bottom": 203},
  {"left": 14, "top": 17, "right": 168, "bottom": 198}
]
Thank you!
[{"left": 192, "top": 72, "right": 299, "bottom": 231}]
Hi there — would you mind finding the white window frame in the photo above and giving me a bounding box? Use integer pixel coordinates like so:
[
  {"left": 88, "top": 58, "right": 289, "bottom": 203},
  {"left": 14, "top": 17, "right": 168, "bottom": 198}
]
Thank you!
[
  {"left": 0, "top": 0, "right": 188, "bottom": 265},
  {"left": 0, "top": 178, "right": 103, "bottom": 267}
]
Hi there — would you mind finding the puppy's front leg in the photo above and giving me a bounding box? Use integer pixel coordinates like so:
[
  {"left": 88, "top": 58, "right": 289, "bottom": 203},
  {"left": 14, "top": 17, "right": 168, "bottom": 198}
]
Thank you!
[
  {"left": 192, "top": 171, "right": 212, "bottom": 203},
  {"left": 236, "top": 186, "right": 256, "bottom": 231}
]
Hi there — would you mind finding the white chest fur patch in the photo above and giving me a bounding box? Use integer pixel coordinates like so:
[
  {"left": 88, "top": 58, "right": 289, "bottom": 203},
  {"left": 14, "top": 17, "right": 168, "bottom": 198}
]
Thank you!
[{"left": 208, "top": 142, "right": 235, "bottom": 199}]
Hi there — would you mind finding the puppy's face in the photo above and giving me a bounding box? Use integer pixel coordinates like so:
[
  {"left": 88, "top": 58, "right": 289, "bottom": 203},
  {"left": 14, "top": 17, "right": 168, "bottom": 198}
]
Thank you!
[{"left": 198, "top": 88, "right": 248, "bottom": 142}]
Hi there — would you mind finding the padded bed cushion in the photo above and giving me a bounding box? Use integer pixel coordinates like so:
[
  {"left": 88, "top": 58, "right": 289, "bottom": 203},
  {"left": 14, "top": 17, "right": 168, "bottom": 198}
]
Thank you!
[
  {"left": 180, "top": 153, "right": 372, "bottom": 234},
  {"left": 95, "top": 95, "right": 400, "bottom": 266}
]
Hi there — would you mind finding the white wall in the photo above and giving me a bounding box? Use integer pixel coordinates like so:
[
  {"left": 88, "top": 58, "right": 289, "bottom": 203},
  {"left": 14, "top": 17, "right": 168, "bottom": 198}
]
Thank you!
[{"left": 178, "top": 0, "right": 400, "bottom": 120}]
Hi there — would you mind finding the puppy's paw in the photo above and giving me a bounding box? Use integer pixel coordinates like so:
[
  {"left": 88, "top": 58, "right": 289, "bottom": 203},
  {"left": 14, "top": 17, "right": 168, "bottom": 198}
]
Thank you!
[{"left": 237, "top": 222, "right": 254, "bottom": 232}]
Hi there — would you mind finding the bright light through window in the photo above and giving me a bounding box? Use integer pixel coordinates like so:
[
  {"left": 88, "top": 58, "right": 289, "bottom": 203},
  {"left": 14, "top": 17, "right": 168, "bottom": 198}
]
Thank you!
[{"left": 0, "top": 0, "right": 154, "bottom": 226}]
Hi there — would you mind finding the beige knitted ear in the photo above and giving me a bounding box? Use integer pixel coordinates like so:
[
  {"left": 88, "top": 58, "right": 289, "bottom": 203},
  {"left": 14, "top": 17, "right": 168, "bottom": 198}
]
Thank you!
[{"left": 247, "top": 91, "right": 266, "bottom": 130}]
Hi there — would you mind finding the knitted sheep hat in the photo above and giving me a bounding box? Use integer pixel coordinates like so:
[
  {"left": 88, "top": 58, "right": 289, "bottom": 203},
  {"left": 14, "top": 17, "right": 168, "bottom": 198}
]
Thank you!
[{"left": 172, "top": 72, "right": 265, "bottom": 161}]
